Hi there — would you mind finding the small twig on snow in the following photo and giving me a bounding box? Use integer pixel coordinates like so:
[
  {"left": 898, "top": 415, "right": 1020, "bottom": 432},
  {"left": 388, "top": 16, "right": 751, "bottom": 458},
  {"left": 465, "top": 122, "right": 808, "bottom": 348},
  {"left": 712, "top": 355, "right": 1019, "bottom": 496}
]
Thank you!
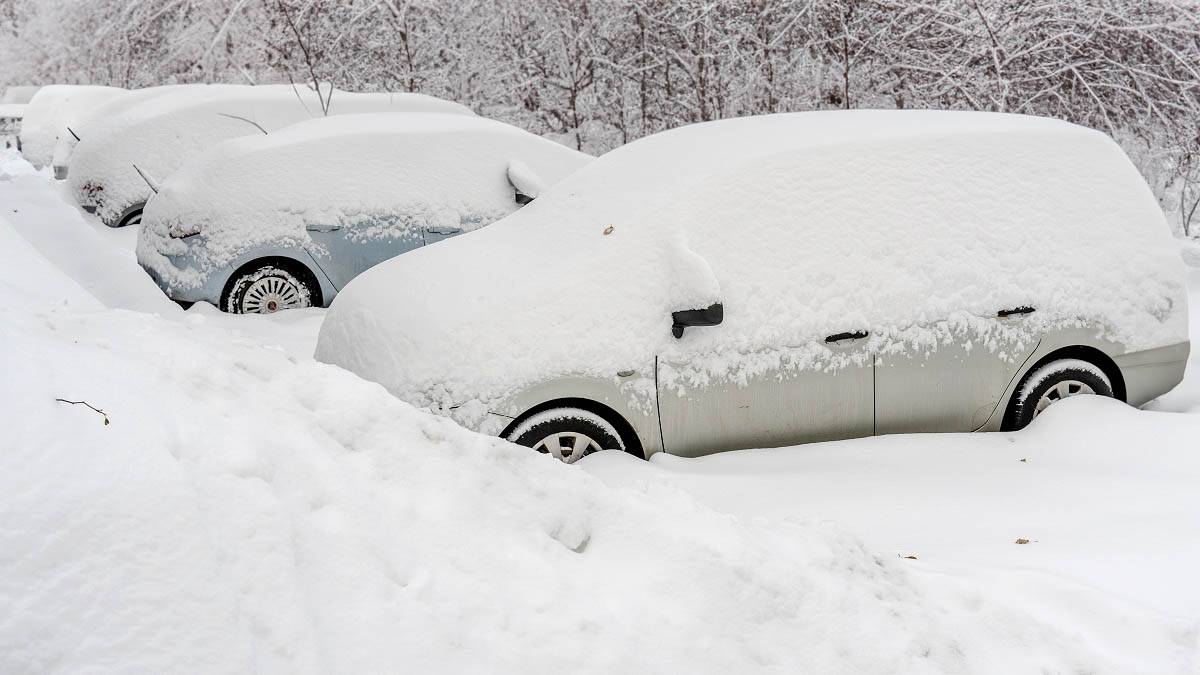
[{"left": 55, "top": 398, "right": 110, "bottom": 426}]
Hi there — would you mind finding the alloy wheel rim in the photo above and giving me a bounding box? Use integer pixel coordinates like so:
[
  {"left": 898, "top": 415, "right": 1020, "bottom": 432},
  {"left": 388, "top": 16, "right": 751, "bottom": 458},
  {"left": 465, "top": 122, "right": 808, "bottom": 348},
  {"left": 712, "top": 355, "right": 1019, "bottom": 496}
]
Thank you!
[
  {"left": 1034, "top": 379, "right": 1095, "bottom": 415},
  {"left": 533, "top": 431, "right": 602, "bottom": 464},
  {"left": 242, "top": 276, "right": 304, "bottom": 314}
]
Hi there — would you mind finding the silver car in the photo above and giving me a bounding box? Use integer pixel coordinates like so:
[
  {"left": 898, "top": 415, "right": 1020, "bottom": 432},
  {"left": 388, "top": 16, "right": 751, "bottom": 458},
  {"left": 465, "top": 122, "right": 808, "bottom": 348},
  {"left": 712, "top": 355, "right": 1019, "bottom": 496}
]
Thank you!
[
  {"left": 137, "top": 112, "right": 591, "bottom": 312},
  {"left": 316, "top": 111, "right": 1190, "bottom": 462}
]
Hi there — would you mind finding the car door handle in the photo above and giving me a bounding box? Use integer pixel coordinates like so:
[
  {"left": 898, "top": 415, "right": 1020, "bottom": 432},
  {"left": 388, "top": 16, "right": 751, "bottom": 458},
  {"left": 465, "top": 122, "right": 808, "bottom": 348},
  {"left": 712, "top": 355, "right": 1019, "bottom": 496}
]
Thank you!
[
  {"left": 306, "top": 224, "right": 342, "bottom": 232},
  {"left": 997, "top": 306, "right": 1035, "bottom": 318},
  {"left": 425, "top": 226, "right": 463, "bottom": 236},
  {"left": 825, "top": 330, "right": 869, "bottom": 344}
]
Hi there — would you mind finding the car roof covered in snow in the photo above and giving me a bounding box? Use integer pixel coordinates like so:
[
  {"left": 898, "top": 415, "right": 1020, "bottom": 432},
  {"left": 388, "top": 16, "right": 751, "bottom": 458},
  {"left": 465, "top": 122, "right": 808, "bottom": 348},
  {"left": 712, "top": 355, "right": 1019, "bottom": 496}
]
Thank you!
[
  {"left": 20, "top": 85, "right": 127, "bottom": 168},
  {"left": 317, "top": 110, "right": 1188, "bottom": 414},
  {"left": 1, "top": 85, "right": 42, "bottom": 104},
  {"left": 68, "top": 84, "right": 474, "bottom": 224},
  {"left": 137, "top": 112, "right": 592, "bottom": 288}
]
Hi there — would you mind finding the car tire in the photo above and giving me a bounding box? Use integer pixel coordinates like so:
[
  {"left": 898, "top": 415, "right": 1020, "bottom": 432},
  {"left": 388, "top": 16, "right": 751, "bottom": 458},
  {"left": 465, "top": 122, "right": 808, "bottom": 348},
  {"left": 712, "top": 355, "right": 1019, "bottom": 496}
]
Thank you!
[
  {"left": 508, "top": 407, "right": 625, "bottom": 464},
  {"left": 222, "top": 263, "right": 316, "bottom": 314},
  {"left": 1007, "top": 358, "right": 1114, "bottom": 430}
]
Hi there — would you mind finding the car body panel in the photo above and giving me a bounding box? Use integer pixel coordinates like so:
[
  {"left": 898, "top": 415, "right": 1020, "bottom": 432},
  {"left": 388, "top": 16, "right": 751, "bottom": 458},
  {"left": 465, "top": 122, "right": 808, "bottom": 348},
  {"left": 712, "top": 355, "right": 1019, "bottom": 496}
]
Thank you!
[
  {"left": 492, "top": 325, "right": 1187, "bottom": 458},
  {"left": 1114, "top": 340, "right": 1190, "bottom": 407},
  {"left": 140, "top": 241, "right": 338, "bottom": 308},
  {"left": 304, "top": 222, "right": 426, "bottom": 291},
  {"left": 875, "top": 323, "right": 1041, "bottom": 435},
  {"left": 657, "top": 338, "right": 874, "bottom": 458},
  {"left": 487, "top": 372, "right": 663, "bottom": 459}
]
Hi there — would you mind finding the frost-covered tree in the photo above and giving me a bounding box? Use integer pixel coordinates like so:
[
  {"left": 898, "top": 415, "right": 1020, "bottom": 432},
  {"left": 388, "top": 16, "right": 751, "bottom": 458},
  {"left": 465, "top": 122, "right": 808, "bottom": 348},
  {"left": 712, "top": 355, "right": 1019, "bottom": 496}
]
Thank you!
[{"left": 1, "top": 0, "right": 1197, "bottom": 232}]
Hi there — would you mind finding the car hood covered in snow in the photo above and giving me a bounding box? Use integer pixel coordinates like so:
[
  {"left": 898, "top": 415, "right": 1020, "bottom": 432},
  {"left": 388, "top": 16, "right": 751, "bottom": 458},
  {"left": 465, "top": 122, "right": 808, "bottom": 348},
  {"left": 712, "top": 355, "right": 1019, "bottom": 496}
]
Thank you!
[
  {"left": 316, "top": 110, "right": 1189, "bottom": 421},
  {"left": 137, "top": 113, "right": 590, "bottom": 291},
  {"left": 68, "top": 84, "right": 473, "bottom": 224}
]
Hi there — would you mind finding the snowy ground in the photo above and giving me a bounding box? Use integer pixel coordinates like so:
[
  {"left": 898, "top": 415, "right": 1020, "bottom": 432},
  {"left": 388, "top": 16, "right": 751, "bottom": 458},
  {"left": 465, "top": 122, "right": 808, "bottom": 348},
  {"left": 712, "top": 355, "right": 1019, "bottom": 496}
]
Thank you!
[{"left": 2, "top": 149, "right": 1199, "bottom": 673}]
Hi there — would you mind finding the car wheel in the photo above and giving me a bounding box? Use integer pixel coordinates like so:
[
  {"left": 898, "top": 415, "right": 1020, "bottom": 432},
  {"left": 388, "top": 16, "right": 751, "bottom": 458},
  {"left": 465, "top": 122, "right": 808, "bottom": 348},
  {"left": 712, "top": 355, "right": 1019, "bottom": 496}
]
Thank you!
[
  {"left": 223, "top": 263, "right": 315, "bottom": 314},
  {"left": 508, "top": 407, "right": 625, "bottom": 464},
  {"left": 1007, "top": 358, "right": 1114, "bottom": 430}
]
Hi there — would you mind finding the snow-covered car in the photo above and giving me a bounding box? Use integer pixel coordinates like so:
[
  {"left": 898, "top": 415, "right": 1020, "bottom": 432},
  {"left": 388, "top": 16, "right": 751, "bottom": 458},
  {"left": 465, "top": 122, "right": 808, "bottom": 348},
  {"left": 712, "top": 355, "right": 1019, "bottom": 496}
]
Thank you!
[
  {"left": 137, "top": 112, "right": 591, "bottom": 313},
  {"left": 50, "top": 84, "right": 193, "bottom": 180},
  {"left": 19, "top": 85, "right": 127, "bottom": 168},
  {"left": 2, "top": 85, "right": 42, "bottom": 104},
  {"left": 0, "top": 104, "right": 24, "bottom": 149},
  {"left": 0, "top": 85, "right": 43, "bottom": 146},
  {"left": 69, "top": 85, "right": 473, "bottom": 228},
  {"left": 316, "top": 110, "right": 1190, "bottom": 464}
]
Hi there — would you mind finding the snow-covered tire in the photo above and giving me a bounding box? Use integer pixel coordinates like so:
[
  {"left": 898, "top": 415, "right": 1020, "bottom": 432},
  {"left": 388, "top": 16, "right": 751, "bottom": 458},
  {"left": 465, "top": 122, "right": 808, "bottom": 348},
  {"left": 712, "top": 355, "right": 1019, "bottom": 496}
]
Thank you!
[
  {"left": 222, "top": 263, "right": 316, "bottom": 314},
  {"left": 508, "top": 407, "right": 625, "bottom": 464},
  {"left": 1006, "top": 358, "right": 1114, "bottom": 430}
]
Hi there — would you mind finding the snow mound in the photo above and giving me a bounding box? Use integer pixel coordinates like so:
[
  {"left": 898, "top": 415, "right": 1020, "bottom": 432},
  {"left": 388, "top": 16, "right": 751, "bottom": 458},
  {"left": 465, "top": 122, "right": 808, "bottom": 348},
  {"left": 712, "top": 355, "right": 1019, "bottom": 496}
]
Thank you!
[
  {"left": 19, "top": 85, "right": 127, "bottom": 168},
  {"left": 67, "top": 85, "right": 474, "bottom": 224},
  {"left": 318, "top": 110, "right": 1188, "bottom": 415},
  {"left": 0, "top": 147, "right": 36, "bottom": 180},
  {"left": 138, "top": 113, "right": 590, "bottom": 291},
  {"left": 1, "top": 195, "right": 1126, "bottom": 674}
]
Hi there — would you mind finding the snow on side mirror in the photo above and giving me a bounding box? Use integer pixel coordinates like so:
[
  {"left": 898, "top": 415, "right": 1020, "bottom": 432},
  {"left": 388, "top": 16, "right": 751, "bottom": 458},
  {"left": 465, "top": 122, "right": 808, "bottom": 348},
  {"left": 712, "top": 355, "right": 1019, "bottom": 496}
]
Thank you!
[
  {"left": 672, "top": 302, "right": 723, "bottom": 338},
  {"left": 507, "top": 158, "right": 544, "bottom": 206}
]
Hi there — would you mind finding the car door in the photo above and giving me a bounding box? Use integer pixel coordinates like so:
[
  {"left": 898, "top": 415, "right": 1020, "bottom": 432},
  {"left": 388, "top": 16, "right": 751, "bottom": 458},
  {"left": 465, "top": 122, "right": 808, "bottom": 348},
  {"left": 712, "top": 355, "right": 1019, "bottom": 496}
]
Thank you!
[
  {"left": 874, "top": 310, "right": 1040, "bottom": 434},
  {"left": 656, "top": 328, "right": 875, "bottom": 458},
  {"left": 304, "top": 220, "right": 425, "bottom": 290}
]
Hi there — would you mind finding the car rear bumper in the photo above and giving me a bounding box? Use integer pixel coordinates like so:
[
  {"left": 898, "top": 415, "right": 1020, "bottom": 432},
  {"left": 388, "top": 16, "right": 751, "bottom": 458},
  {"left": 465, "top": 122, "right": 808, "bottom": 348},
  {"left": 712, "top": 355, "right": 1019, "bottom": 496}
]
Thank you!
[{"left": 1114, "top": 340, "right": 1190, "bottom": 407}]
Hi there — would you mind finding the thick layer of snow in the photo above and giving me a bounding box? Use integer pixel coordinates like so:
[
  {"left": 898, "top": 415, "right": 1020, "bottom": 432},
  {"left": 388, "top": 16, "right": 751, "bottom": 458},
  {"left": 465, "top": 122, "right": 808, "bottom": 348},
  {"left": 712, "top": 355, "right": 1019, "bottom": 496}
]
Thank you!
[
  {"left": 6, "top": 160, "right": 1181, "bottom": 673},
  {"left": 67, "top": 85, "right": 474, "bottom": 224},
  {"left": 19, "top": 84, "right": 126, "bottom": 168},
  {"left": 317, "top": 111, "right": 1188, "bottom": 417},
  {"left": 0, "top": 154, "right": 176, "bottom": 313},
  {"left": 1, "top": 85, "right": 42, "bottom": 104},
  {"left": 50, "top": 84, "right": 193, "bottom": 172},
  {"left": 0, "top": 103, "right": 25, "bottom": 120},
  {"left": 138, "top": 113, "right": 590, "bottom": 292}
]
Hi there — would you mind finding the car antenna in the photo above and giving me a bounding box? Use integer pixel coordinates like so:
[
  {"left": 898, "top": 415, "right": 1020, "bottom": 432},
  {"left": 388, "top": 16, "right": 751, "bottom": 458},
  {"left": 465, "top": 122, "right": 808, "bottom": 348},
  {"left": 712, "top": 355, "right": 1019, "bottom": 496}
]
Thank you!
[
  {"left": 131, "top": 163, "right": 160, "bottom": 194},
  {"left": 216, "top": 112, "right": 268, "bottom": 135},
  {"left": 66, "top": 126, "right": 80, "bottom": 142}
]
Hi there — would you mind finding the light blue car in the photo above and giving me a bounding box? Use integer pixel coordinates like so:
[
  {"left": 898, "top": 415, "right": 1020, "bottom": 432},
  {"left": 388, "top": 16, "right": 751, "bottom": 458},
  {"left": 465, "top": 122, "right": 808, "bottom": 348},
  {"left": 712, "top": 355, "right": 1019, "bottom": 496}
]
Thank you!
[{"left": 137, "top": 113, "right": 591, "bottom": 313}]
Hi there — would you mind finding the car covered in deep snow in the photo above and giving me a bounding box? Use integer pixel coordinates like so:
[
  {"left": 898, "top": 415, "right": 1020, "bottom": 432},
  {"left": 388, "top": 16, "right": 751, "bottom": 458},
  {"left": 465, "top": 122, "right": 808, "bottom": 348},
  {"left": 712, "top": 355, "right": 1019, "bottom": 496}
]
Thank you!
[
  {"left": 137, "top": 112, "right": 591, "bottom": 313},
  {"left": 0, "top": 104, "right": 24, "bottom": 149},
  {"left": 19, "top": 85, "right": 127, "bottom": 168},
  {"left": 69, "top": 84, "right": 473, "bottom": 227},
  {"left": 49, "top": 84, "right": 194, "bottom": 180},
  {"left": 315, "top": 110, "right": 1190, "bottom": 463}
]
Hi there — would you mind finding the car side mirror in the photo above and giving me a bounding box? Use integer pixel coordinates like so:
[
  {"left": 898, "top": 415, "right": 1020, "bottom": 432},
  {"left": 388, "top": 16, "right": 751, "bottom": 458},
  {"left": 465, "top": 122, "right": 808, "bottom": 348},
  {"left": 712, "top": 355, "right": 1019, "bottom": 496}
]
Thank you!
[{"left": 672, "top": 302, "right": 723, "bottom": 338}]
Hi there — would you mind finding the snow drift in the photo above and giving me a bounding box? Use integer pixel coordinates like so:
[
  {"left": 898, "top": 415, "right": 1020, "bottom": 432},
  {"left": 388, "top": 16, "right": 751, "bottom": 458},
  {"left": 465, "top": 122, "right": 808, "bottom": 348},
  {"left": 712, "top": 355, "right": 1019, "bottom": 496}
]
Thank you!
[
  {"left": 137, "top": 113, "right": 590, "bottom": 293},
  {"left": 317, "top": 110, "right": 1188, "bottom": 418},
  {"left": 0, "top": 195, "right": 1158, "bottom": 674},
  {"left": 19, "top": 84, "right": 127, "bottom": 168},
  {"left": 67, "top": 84, "right": 474, "bottom": 225}
]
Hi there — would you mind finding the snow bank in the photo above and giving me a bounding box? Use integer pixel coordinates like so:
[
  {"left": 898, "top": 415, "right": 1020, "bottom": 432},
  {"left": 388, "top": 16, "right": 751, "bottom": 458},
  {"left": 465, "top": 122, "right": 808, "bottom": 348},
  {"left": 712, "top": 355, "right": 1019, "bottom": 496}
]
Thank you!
[
  {"left": 0, "top": 158, "right": 176, "bottom": 313},
  {"left": 68, "top": 85, "right": 474, "bottom": 224},
  {"left": 138, "top": 113, "right": 589, "bottom": 291},
  {"left": 19, "top": 85, "right": 126, "bottom": 168},
  {"left": 318, "top": 110, "right": 1188, "bottom": 417},
  {"left": 0, "top": 207, "right": 1145, "bottom": 673}
]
